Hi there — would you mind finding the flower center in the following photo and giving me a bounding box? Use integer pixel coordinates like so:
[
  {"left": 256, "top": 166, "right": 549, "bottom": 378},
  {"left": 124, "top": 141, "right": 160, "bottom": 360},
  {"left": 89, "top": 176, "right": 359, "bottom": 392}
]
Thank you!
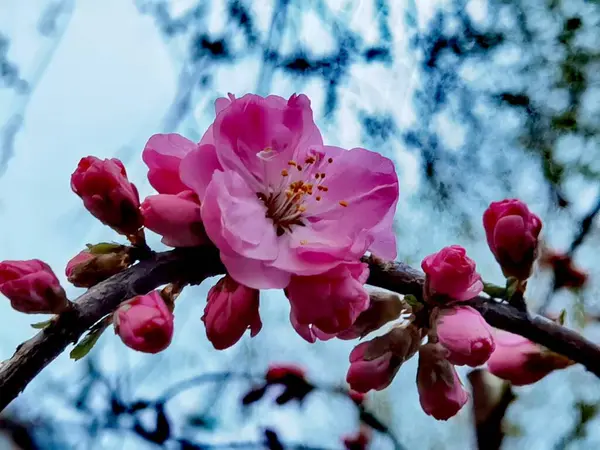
[{"left": 257, "top": 148, "right": 345, "bottom": 236}]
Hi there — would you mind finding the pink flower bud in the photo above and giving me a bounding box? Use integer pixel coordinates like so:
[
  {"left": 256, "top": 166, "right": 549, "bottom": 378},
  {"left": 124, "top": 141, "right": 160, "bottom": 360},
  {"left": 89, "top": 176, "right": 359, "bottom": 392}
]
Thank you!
[
  {"left": 343, "top": 425, "right": 371, "bottom": 450},
  {"left": 140, "top": 191, "right": 206, "bottom": 247},
  {"left": 266, "top": 364, "right": 306, "bottom": 383},
  {"left": 436, "top": 306, "right": 495, "bottom": 367},
  {"left": 346, "top": 325, "right": 422, "bottom": 393},
  {"left": 347, "top": 342, "right": 397, "bottom": 393},
  {"left": 114, "top": 291, "right": 174, "bottom": 353},
  {"left": 417, "top": 343, "right": 469, "bottom": 420},
  {"left": 486, "top": 329, "right": 572, "bottom": 385},
  {"left": 71, "top": 156, "right": 142, "bottom": 235},
  {"left": 203, "top": 276, "right": 262, "bottom": 350},
  {"left": 286, "top": 263, "right": 370, "bottom": 338},
  {"left": 142, "top": 133, "right": 198, "bottom": 195},
  {"left": 483, "top": 199, "right": 542, "bottom": 280},
  {"left": 0, "top": 259, "right": 68, "bottom": 314},
  {"left": 66, "top": 249, "right": 131, "bottom": 288},
  {"left": 421, "top": 245, "right": 483, "bottom": 302}
]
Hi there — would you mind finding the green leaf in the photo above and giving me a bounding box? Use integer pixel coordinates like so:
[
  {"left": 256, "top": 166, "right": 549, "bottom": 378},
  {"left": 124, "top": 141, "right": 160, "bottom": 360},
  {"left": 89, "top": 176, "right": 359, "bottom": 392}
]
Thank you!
[
  {"left": 403, "top": 295, "right": 423, "bottom": 312},
  {"left": 558, "top": 309, "right": 567, "bottom": 326},
  {"left": 573, "top": 293, "right": 586, "bottom": 330},
  {"left": 86, "top": 242, "right": 123, "bottom": 255},
  {"left": 70, "top": 321, "right": 108, "bottom": 360},
  {"left": 31, "top": 319, "right": 53, "bottom": 329},
  {"left": 483, "top": 282, "right": 507, "bottom": 299}
]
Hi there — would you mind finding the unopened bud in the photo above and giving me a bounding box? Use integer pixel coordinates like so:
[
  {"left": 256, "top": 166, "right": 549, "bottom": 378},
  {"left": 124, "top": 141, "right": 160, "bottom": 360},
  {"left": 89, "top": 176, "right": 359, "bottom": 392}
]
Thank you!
[{"left": 66, "top": 247, "right": 132, "bottom": 288}]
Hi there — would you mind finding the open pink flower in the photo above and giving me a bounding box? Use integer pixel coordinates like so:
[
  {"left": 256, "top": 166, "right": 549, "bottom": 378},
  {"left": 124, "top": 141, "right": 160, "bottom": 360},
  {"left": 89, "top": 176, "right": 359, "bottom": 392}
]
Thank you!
[
  {"left": 487, "top": 329, "right": 572, "bottom": 385},
  {"left": 436, "top": 306, "right": 495, "bottom": 367},
  {"left": 286, "top": 262, "right": 370, "bottom": 340},
  {"left": 203, "top": 275, "right": 262, "bottom": 350},
  {"left": 417, "top": 343, "right": 469, "bottom": 420},
  {"left": 0, "top": 259, "right": 68, "bottom": 314},
  {"left": 175, "top": 93, "right": 398, "bottom": 289},
  {"left": 421, "top": 245, "right": 483, "bottom": 302},
  {"left": 143, "top": 133, "right": 198, "bottom": 195},
  {"left": 71, "top": 157, "right": 142, "bottom": 235},
  {"left": 483, "top": 199, "right": 542, "bottom": 280},
  {"left": 114, "top": 291, "right": 174, "bottom": 353},
  {"left": 140, "top": 190, "right": 205, "bottom": 247}
]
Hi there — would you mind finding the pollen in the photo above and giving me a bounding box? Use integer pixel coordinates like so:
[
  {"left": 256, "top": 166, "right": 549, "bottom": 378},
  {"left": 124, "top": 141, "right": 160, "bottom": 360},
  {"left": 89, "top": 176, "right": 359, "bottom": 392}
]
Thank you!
[
  {"left": 288, "top": 160, "right": 297, "bottom": 167},
  {"left": 281, "top": 169, "right": 289, "bottom": 177},
  {"left": 305, "top": 156, "right": 316, "bottom": 164},
  {"left": 339, "top": 200, "right": 348, "bottom": 207}
]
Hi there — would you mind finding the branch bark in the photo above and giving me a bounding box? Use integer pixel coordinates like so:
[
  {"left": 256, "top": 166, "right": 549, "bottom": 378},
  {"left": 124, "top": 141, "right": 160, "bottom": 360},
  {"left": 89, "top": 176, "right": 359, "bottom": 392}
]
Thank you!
[
  {"left": 364, "top": 255, "right": 600, "bottom": 377},
  {"left": 1, "top": 248, "right": 600, "bottom": 412},
  {"left": 0, "top": 246, "right": 223, "bottom": 411}
]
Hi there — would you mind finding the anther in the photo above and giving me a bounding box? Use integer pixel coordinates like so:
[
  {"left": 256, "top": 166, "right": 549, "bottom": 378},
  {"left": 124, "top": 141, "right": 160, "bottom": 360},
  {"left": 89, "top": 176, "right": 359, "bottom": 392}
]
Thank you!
[
  {"left": 281, "top": 169, "right": 289, "bottom": 177},
  {"left": 328, "top": 157, "right": 333, "bottom": 163},
  {"left": 339, "top": 200, "right": 348, "bottom": 207}
]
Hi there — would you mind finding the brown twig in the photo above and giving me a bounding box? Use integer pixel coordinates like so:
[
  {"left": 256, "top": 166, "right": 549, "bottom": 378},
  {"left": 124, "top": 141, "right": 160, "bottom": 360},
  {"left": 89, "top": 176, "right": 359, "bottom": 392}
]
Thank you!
[
  {"left": 0, "top": 246, "right": 223, "bottom": 412},
  {"left": 1, "top": 248, "right": 600, "bottom": 412},
  {"left": 363, "top": 255, "right": 600, "bottom": 377}
]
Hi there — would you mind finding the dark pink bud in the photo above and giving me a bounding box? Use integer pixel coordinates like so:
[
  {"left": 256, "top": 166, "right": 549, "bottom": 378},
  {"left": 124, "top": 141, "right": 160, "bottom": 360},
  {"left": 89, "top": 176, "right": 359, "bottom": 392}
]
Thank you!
[
  {"left": 483, "top": 199, "right": 542, "bottom": 280},
  {"left": 266, "top": 364, "right": 306, "bottom": 383},
  {"left": 114, "top": 291, "right": 174, "bottom": 353},
  {"left": 71, "top": 156, "right": 142, "bottom": 235},
  {"left": 421, "top": 245, "right": 483, "bottom": 302},
  {"left": 203, "top": 276, "right": 262, "bottom": 350},
  {"left": 417, "top": 343, "right": 469, "bottom": 420},
  {"left": 343, "top": 426, "right": 371, "bottom": 450},
  {"left": 0, "top": 259, "right": 68, "bottom": 314},
  {"left": 140, "top": 190, "right": 206, "bottom": 247}
]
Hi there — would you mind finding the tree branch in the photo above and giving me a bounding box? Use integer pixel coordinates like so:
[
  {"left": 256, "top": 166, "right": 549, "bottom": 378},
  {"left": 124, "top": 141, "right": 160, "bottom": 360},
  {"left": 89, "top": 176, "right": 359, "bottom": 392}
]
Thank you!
[
  {"left": 1, "top": 247, "right": 600, "bottom": 413},
  {"left": 364, "top": 255, "right": 600, "bottom": 378},
  {"left": 0, "top": 246, "right": 223, "bottom": 412}
]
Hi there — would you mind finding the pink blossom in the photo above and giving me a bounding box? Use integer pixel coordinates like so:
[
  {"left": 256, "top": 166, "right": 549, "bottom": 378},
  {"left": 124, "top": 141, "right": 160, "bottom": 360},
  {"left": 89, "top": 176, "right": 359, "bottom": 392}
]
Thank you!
[
  {"left": 487, "top": 329, "right": 572, "bottom": 385},
  {"left": 203, "top": 275, "right": 262, "bottom": 350},
  {"left": 346, "top": 341, "right": 398, "bottom": 393},
  {"left": 0, "top": 259, "right": 68, "bottom": 314},
  {"left": 140, "top": 190, "right": 206, "bottom": 247},
  {"left": 177, "top": 93, "right": 398, "bottom": 289},
  {"left": 421, "top": 245, "right": 483, "bottom": 302},
  {"left": 436, "top": 306, "right": 495, "bottom": 367},
  {"left": 285, "top": 262, "right": 370, "bottom": 340},
  {"left": 114, "top": 290, "right": 174, "bottom": 353},
  {"left": 483, "top": 199, "right": 542, "bottom": 280},
  {"left": 417, "top": 343, "right": 469, "bottom": 420},
  {"left": 71, "top": 156, "right": 142, "bottom": 235},
  {"left": 142, "top": 133, "right": 198, "bottom": 195}
]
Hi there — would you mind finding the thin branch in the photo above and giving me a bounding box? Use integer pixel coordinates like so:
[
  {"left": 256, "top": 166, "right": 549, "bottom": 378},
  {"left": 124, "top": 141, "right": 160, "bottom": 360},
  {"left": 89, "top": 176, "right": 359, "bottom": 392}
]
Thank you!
[
  {"left": 363, "top": 255, "right": 600, "bottom": 377},
  {"left": 1, "top": 246, "right": 600, "bottom": 412},
  {"left": 0, "top": 246, "right": 223, "bottom": 411}
]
